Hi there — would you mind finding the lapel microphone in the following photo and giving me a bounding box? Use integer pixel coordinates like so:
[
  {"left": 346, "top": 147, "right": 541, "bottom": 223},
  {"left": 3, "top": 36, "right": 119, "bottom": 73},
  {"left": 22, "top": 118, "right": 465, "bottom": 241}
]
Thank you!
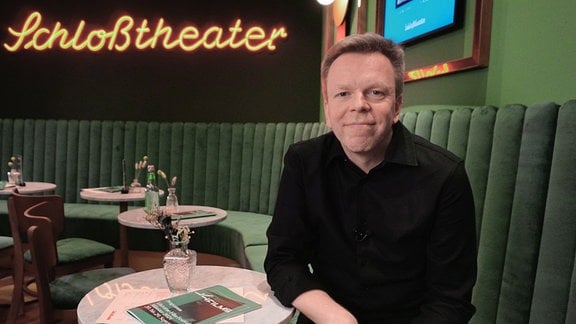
[{"left": 353, "top": 226, "right": 370, "bottom": 242}]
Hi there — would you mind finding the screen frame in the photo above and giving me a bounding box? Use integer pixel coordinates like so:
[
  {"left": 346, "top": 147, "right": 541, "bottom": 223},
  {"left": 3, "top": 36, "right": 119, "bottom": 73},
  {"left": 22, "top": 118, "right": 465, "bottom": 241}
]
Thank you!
[
  {"left": 376, "top": 0, "right": 493, "bottom": 82},
  {"left": 381, "top": 0, "right": 466, "bottom": 46}
]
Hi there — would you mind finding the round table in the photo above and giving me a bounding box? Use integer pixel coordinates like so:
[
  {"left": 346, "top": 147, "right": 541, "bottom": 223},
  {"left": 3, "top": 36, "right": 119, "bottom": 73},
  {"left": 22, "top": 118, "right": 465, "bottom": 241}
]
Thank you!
[
  {"left": 118, "top": 205, "right": 227, "bottom": 229},
  {"left": 117, "top": 205, "right": 227, "bottom": 267},
  {"left": 77, "top": 266, "right": 294, "bottom": 324},
  {"left": 0, "top": 181, "right": 57, "bottom": 195},
  {"left": 80, "top": 187, "right": 147, "bottom": 267},
  {"left": 80, "top": 187, "right": 145, "bottom": 213}
]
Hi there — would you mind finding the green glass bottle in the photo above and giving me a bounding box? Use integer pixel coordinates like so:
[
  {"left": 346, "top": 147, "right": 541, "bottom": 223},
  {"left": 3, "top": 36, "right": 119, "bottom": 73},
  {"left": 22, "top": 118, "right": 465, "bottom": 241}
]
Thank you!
[{"left": 144, "top": 164, "right": 159, "bottom": 214}]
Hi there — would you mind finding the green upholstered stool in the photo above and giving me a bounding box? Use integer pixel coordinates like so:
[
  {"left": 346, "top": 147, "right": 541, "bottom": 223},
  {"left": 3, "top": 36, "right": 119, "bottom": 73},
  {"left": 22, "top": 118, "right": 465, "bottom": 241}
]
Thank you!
[
  {"left": 0, "top": 236, "right": 13, "bottom": 276},
  {"left": 27, "top": 222, "right": 135, "bottom": 323},
  {"left": 49, "top": 267, "right": 135, "bottom": 309},
  {"left": 0, "top": 236, "right": 13, "bottom": 250}
]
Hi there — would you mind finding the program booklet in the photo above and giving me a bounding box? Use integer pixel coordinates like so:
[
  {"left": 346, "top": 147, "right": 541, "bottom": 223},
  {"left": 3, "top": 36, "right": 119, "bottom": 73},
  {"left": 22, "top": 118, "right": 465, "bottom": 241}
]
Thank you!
[
  {"left": 84, "top": 186, "right": 125, "bottom": 193},
  {"left": 127, "top": 285, "right": 261, "bottom": 324},
  {"left": 173, "top": 210, "right": 217, "bottom": 219}
]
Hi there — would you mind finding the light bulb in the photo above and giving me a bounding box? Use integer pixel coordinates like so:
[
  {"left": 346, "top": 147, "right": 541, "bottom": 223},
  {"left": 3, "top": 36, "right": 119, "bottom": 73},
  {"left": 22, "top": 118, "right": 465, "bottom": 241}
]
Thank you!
[{"left": 317, "top": 0, "right": 335, "bottom": 5}]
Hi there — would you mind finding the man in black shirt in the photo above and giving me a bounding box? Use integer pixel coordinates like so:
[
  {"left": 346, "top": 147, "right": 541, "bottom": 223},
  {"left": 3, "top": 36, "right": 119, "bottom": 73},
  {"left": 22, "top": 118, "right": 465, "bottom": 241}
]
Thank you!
[{"left": 265, "top": 33, "right": 477, "bottom": 323}]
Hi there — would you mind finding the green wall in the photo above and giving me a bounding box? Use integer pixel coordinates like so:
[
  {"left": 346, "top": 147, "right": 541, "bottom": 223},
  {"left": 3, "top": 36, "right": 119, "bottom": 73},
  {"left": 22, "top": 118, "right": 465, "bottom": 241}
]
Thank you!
[
  {"left": 361, "top": 0, "right": 575, "bottom": 108},
  {"left": 485, "top": 0, "right": 576, "bottom": 106}
]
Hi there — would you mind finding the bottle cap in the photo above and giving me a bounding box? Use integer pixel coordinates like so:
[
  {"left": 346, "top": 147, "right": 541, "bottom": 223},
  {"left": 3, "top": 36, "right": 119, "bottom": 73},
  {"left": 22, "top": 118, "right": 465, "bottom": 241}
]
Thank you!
[{"left": 147, "top": 164, "right": 155, "bottom": 172}]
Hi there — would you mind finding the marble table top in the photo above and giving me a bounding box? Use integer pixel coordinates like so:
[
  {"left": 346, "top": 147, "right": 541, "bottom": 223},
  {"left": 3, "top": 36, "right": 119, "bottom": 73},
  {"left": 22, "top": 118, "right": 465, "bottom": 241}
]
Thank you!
[
  {"left": 118, "top": 205, "right": 227, "bottom": 230},
  {"left": 0, "top": 181, "right": 56, "bottom": 195},
  {"left": 77, "top": 265, "right": 293, "bottom": 324},
  {"left": 80, "top": 187, "right": 145, "bottom": 203}
]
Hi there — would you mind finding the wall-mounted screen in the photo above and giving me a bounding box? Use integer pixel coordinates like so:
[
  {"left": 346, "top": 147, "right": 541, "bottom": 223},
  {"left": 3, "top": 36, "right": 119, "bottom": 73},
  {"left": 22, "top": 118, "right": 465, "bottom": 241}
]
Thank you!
[{"left": 381, "top": 0, "right": 464, "bottom": 46}]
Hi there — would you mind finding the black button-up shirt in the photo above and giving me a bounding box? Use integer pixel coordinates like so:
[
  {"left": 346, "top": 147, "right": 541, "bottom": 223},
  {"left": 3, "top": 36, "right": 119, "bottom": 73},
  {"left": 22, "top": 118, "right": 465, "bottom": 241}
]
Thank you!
[{"left": 265, "top": 122, "right": 477, "bottom": 323}]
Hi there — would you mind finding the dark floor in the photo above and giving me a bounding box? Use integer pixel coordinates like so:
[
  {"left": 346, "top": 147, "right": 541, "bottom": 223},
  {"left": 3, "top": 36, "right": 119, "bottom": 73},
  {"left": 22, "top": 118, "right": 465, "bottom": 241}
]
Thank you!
[{"left": 0, "top": 250, "right": 241, "bottom": 323}]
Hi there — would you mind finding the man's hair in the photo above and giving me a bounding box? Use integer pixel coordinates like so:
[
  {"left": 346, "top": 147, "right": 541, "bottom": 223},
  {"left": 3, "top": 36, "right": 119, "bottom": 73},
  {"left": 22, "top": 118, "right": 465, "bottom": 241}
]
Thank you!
[{"left": 321, "top": 32, "right": 405, "bottom": 100}]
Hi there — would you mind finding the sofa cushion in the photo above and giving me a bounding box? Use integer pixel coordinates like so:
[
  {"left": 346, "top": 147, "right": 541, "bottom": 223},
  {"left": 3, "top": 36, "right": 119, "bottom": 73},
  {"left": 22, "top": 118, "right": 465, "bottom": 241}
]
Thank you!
[
  {"left": 24, "top": 237, "right": 115, "bottom": 264},
  {"left": 493, "top": 102, "right": 559, "bottom": 323},
  {"left": 245, "top": 245, "right": 268, "bottom": 273},
  {"left": 471, "top": 104, "right": 527, "bottom": 323},
  {"left": 61, "top": 203, "right": 125, "bottom": 248},
  {"left": 218, "top": 211, "right": 271, "bottom": 246},
  {"left": 188, "top": 211, "right": 271, "bottom": 269},
  {"left": 529, "top": 100, "right": 576, "bottom": 323},
  {"left": 63, "top": 203, "right": 126, "bottom": 220}
]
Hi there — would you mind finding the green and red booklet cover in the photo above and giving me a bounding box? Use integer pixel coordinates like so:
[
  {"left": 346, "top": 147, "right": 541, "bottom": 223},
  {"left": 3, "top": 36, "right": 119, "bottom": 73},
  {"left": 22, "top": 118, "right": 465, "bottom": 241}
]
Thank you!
[{"left": 127, "top": 285, "right": 261, "bottom": 324}]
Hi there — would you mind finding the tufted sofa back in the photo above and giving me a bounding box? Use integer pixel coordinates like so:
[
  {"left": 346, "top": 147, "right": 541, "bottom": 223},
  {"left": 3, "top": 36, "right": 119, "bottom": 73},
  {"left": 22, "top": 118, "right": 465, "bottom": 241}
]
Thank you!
[
  {"left": 401, "top": 100, "right": 576, "bottom": 324},
  {"left": 0, "top": 121, "right": 329, "bottom": 215},
  {"left": 1, "top": 99, "right": 575, "bottom": 323}
]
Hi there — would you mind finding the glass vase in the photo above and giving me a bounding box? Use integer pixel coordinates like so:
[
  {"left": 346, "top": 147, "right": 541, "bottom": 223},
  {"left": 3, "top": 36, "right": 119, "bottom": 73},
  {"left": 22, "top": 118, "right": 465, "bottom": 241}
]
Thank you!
[
  {"left": 8, "top": 155, "right": 24, "bottom": 186},
  {"left": 163, "top": 240, "right": 196, "bottom": 295},
  {"left": 165, "top": 187, "right": 179, "bottom": 215}
]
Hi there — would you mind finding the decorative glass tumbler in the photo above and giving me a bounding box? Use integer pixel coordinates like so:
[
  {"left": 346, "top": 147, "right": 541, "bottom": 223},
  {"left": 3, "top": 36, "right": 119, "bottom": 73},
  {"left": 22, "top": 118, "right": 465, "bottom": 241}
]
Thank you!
[{"left": 163, "top": 240, "right": 197, "bottom": 295}]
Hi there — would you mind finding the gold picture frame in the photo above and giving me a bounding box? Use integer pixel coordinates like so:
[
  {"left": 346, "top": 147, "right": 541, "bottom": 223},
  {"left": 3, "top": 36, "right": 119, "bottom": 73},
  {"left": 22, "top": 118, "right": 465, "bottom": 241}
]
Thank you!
[{"left": 376, "top": 0, "right": 493, "bottom": 82}]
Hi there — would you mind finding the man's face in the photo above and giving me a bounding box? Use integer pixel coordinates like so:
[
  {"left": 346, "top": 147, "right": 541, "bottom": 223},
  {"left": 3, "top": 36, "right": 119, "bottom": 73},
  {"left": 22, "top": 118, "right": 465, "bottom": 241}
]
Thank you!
[{"left": 323, "top": 52, "right": 402, "bottom": 161}]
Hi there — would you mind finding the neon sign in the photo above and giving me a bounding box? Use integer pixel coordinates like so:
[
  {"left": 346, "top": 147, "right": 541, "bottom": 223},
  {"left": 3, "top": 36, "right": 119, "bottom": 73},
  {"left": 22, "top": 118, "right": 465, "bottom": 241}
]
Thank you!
[
  {"left": 405, "top": 63, "right": 452, "bottom": 81},
  {"left": 3, "top": 11, "right": 288, "bottom": 53}
]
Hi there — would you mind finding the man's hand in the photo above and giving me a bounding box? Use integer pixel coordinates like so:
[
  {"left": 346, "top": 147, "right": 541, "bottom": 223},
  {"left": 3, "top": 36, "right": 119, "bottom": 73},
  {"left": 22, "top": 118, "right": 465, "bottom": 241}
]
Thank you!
[{"left": 293, "top": 289, "right": 358, "bottom": 324}]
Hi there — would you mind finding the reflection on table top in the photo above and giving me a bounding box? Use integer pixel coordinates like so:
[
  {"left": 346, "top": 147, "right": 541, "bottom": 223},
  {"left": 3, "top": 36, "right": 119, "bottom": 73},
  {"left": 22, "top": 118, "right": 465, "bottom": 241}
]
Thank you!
[
  {"left": 0, "top": 181, "right": 57, "bottom": 195},
  {"left": 77, "top": 265, "right": 293, "bottom": 324},
  {"left": 80, "top": 187, "right": 145, "bottom": 202},
  {"left": 118, "top": 205, "right": 227, "bottom": 229}
]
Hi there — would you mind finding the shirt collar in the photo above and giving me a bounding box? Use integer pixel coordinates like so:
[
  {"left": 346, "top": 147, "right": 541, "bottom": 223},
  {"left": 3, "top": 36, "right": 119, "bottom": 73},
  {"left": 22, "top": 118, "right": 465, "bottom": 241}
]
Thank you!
[{"left": 326, "top": 121, "right": 418, "bottom": 168}]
